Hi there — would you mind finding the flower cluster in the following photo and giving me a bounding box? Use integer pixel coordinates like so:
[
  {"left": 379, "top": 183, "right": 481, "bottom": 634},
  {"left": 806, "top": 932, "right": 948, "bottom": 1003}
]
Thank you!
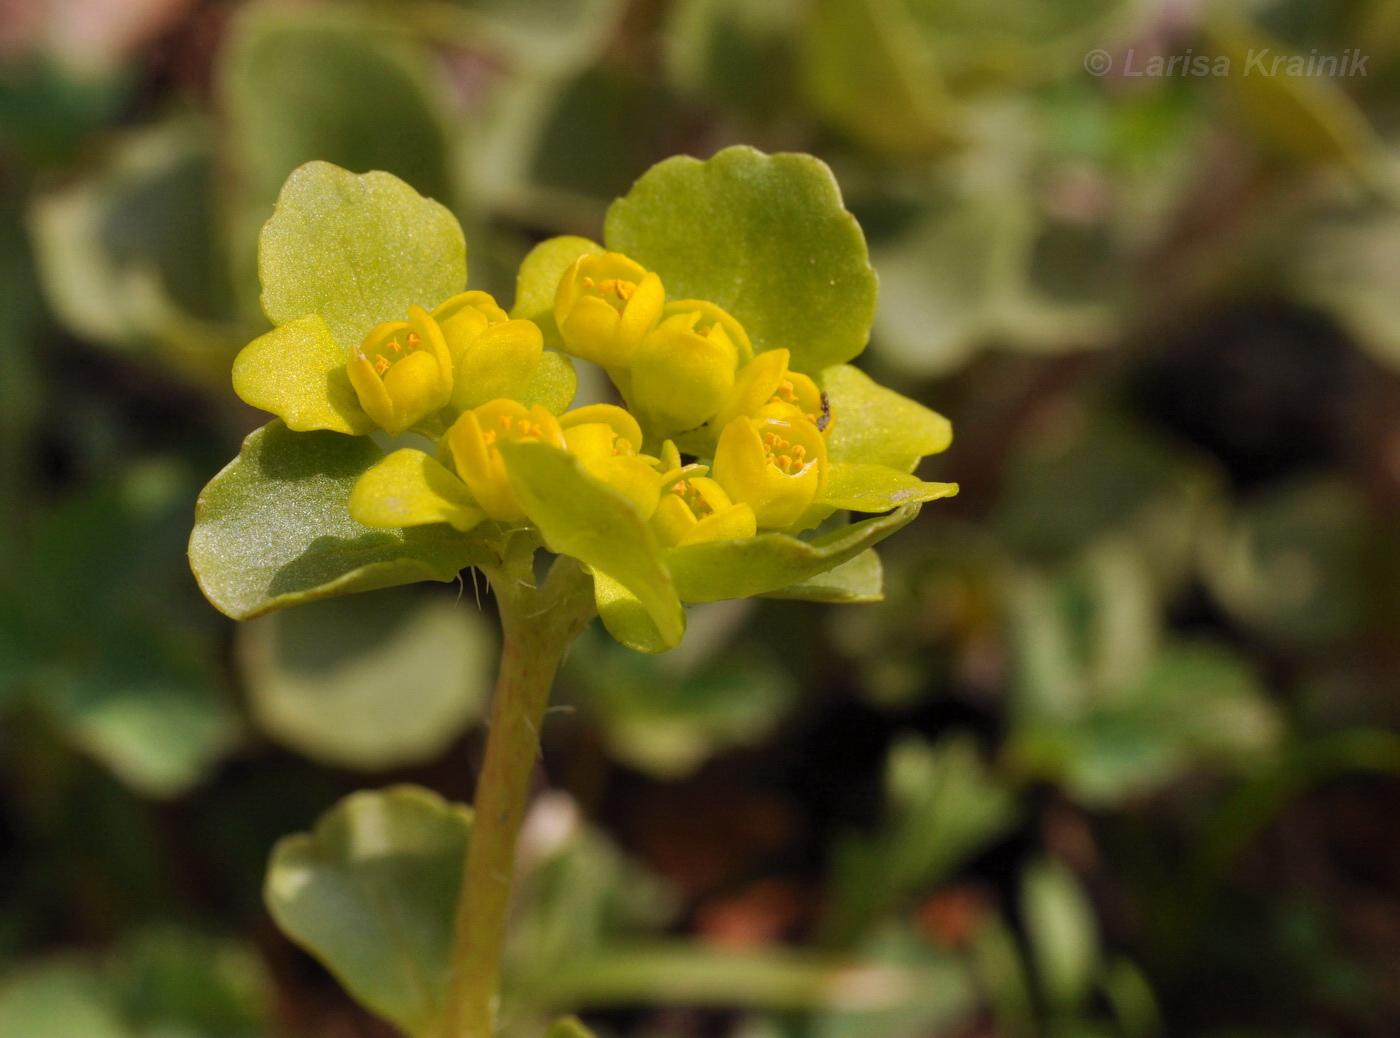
[
  {"left": 202, "top": 155, "right": 957, "bottom": 651},
  {"left": 338, "top": 250, "right": 855, "bottom": 552}
]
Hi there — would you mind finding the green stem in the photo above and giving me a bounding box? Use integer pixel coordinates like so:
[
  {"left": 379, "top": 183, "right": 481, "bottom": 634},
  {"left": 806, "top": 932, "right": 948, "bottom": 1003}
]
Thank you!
[{"left": 438, "top": 555, "right": 595, "bottom": 1038}]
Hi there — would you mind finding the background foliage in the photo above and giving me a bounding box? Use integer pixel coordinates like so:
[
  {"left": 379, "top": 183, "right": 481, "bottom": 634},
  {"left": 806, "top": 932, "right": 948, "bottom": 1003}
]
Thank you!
[{"left": 4, "top": 0, "right": 1400, "bottom": 1034}]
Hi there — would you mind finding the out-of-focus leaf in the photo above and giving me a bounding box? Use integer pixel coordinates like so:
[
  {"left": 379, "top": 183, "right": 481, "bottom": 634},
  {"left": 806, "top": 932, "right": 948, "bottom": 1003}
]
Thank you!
[
  {"left": 564, "top": 624, "right": 794, "bottom": 778},
  {"left": 256, "top": 161, "right": 465, "bottom": 352},
  {"left": 808, "top": 924, "right": 978, "bottom": 1038},
  {"left": 1295, "top": 202, "right": 1400, "bottom": 370},
  {"left": 1021, "top": 858, "right": 1099, "bottom": 1012},
  {"left": 665, "top": 0, "right": 801, "bottom": 119},
  {"left": 0, "top": 962, "right": 129, "bottom": 1038},
  {"left": 223, "top": 4, "right": 455, "bottom": 215},
  {"left": 28, "top": 118, "right": 247, "bottom": 384},
  {"left": 190, "top": 422, "right": 487, "bottom": 621},
  {"left": 109, "top": 925, "right": 274, "bottom": 1038},
  {"left": 239, "top": 588, "right": 494, "bottom": 770},
  {"left": 499, "top": 440, "right": 684, "bottom": 648},
  {"left": 666, "top": 505, "right": 920, "bottom": 603},
  {"left": 1206, "top": 19, "right": 1377, "bottom": 170},
  {"left": 825, "top": 734, "right": 1017, "bottom": 947},
  {"left": 801, "top": 0, "right": 959, "bottom": 158},
  {"left": 546, "top": 1017, "right": 599, "bottom": 1038},
  {"left": 265, "top": 785, "right": 470, "bottom": 1036},
  {"left": 1199, "top": 478, "right": 1364, "bottom": 646},
  {"left": 605, "top": 146, "right": 879, "bottom": 373}
]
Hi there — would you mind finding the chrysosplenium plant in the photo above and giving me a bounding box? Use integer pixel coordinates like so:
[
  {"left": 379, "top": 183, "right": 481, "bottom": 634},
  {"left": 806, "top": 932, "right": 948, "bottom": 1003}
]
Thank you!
[{"left": 190, "top": 148, "right": 955, "bottom": 1038}]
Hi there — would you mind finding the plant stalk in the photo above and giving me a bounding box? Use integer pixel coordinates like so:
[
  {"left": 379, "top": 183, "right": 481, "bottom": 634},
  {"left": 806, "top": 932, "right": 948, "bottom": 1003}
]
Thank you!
[{"left": 437, "top": 556, "right": 595, "bottom": 1038}]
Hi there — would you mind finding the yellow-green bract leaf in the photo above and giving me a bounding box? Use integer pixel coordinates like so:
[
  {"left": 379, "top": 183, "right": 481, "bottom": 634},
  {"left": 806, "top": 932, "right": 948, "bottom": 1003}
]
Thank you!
[
  {"left": 232, "top": 314, "right": 373, "bottom": 434},
  {"left": 265, "top": 785, "right": 468, "bottom": 1036},
  {"left": 239, "top": 589, "right": 495, "bottom": 770},
  {"left": 822, "top": 364, "right": 952, "bottom": 473},
  {"left": 823, "top": 463, "right": 958, "bottom": 512},
  {"left": 666, "top": 504, "right": 919, "bottom": 602},
  {"left": 594, "top": 571, "right": 671, "bottom": 653},
  {"left": 349, "top": 449, "right": 484, "bottom": 532},
  {"left": 604, "top": 146, "right": 878, "bottom": 373},
  {"left": 498, "top": 440, "right": 685, "bottom": 649},
  {"left": 760, "top": 548, "right": 883, "bottom": 602},
  {"left": 190, "top": 422, "right": 486, "bottom": 620},
  {"left": 258, "top": 162, "right": 465, "bottom": 351},
  {"left": 520, "top": 350, "right": 579, "bottom": 415}
]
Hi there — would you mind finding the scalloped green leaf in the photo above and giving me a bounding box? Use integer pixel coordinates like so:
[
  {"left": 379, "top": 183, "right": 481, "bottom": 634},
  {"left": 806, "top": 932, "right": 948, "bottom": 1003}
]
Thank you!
[
  {"left": 666, "top": 504, "right": 919, "bottom": 602},
  {"left": 190, "top": 421, "right": 487, "bottom": 620},
  {"left": 499, "top": 440, "right": 685, "bottom": 648},
  {"left": 265, "top": 785, "right": 468, "bottom": 1036},
  {"left": 824, "top": 463, "right": 957, "bottom": 512},
  {"left": 760, "top": 548, "right": 884, "bottom": 602},
  {"left": 604, "top": 146, "right": 878, "bottom": 373},
  {"left": 258, "top": 162, "right": 465, "bottom": 350},
  {"left": 232, "top": 314, "right": 373, "bottom": 434},
  {"left": 512, "top": 235, "right": 602, "bottom": 323},
  {"left": 822, "top": 364, "right": 953, "bottom": 473}
]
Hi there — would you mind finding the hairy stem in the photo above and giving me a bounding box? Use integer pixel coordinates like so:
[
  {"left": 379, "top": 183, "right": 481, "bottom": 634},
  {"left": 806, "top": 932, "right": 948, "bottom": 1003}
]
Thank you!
[{"left": 437, "top": 555, "right": 595, "bottom": 1038}]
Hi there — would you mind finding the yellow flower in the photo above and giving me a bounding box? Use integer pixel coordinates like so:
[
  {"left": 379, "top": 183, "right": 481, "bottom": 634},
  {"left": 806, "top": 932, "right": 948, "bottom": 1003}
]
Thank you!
[
  {"left": 712, "top": 414, "right": 828, "bottom": 529},
  {"left": 446, "top": 399, "right": 566, "bottom": 521},
  {"left": 652, "top": 476, "right": 757, "bottom": 547},
  {"left": 709, "top": 348, "right": 829, "bottom": 436},
  {"left": 346, "top": 305, "right": 454, "bottom": 436},
  {"left": 631, "top": 301, "right": 749, "bottom": 433},
  {"left": 560, "top": 404, "right": 670, "bottom": 519},
  {"left": 431, "top": 291, "right": 544, "bottom": 412},
  {"left": 553, "top": 252, "right": 664, "bottom": 367}
]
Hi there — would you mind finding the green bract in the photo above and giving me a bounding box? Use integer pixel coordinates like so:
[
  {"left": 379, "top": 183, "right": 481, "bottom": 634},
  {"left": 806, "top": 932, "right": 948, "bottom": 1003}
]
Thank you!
[{"left": 192, "top": 147, "right": 958, "bottom": 650}]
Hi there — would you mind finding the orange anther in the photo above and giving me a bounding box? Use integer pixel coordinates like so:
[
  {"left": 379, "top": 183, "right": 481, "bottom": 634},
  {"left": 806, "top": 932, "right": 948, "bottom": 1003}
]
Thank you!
[
  {"left": 483, "top": 430, "right": 497, "bottom": 446},
  {"left": 500, "top": 415, "right": 513, "bottom": 429},
  {"left": 405, "top": 331, "right": 420, "bottom": 348},
  {"left": 388, "top": 338, "right": 403, "bottom": 353},
  {"left": 374, "top": 354, "right": 391, "bottom": 375}
]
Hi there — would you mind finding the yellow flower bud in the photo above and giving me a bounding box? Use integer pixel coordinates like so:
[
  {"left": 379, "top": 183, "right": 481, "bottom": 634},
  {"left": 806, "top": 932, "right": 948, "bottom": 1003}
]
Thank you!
[
  {"left": 431, "top": 291, "right": 544, "bottom": 412},
  {"left": 631, "top": 305, "right": 744, "bottom": 433},
  {"left": 346, "top": 305, "right": 453, "bottom": 436},
  {"left": 561, "top": 404, "right": 666, "bottom": 518},
  {"left": 446, "top": 399, "right": 566, "bottom": 521},
  {"left": 553, "top": 252, "right": 664, "bottom": 367},
  {"left": 652, "top": 476, "right": 757, "bottom": 548},
  {"left": 712, "top": 414, "right": 828, "bottom": 530}
]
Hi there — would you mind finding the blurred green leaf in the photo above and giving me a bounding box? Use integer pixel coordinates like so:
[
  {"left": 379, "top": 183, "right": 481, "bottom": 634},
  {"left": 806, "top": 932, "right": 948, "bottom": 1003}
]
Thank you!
[
  {"left": 222, "top": 4, "right": 456, "bottom": 214},
  {"left": 1021, "top": 858, "right": 1099, "bottom": 1013},
  {"left": 605, "top": 146, "right": 879, "bottom": 374},
  {"left": 801, "top": 0, "right": 959, "bottom": 158},
  {"left": 545, "top": 1017, "right": 598, "bottom": 1038},
  {"left": 665, "top": 0, "right": 801, "bottom": 119},
  {"left": 239, "top": 588, "right": 495, "bottom": 770},
  {"left": 265, "top": 785, "right": 470, "bottom": 1036},
  {"left": 28, "top": 119, "right": 247, "bottom": 384},
  {"left": 825, "top": 734, "right": 1017, "bottom": 947},
  {"left": 809, "top": 924, "right": 977, "bottom": 1038},
  {"left": 564, "top": 623, "right": 794, "bottom": 778},
  {"left": 190, "top": 422, "right": 487, "bottom": 621},
  {"left": 0, "top": 962, "right": 129, "bottom": 1038}
]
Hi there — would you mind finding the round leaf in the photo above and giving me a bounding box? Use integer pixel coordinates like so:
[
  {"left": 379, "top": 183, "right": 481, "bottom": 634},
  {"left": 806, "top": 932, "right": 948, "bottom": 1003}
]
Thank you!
[
  {"left": 240, "top": 589, "right": 495, "bottom": 770},
  {"left": 258, "top": 162, "right": 465, "bottom": 350},
  {"left": 265, "top": 785, "right": 468, "bottom": 1036},
  {"left": 604, "top": 146, "right": 878, "bottom": 373},
  {"left": 190, "top": 421, "right": 488, "bottom": 620}
]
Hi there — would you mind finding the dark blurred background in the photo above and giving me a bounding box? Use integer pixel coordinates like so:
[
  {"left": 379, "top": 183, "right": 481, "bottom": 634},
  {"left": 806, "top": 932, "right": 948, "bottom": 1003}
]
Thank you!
[{"left": 3, "top": 0, "right": 1400, "bottom": 1035}]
